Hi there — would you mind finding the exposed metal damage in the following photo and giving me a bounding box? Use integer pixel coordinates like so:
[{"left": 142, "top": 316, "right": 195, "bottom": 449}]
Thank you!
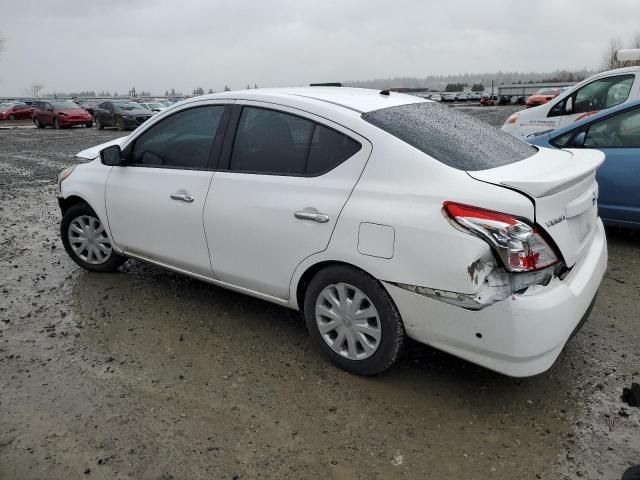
[{"left": 392, "top": 259, "right": 557, "bottom": 310}]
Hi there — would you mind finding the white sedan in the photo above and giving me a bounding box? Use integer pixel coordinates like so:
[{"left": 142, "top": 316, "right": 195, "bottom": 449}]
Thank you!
[{"left": 57, "top": 87, "right": 607, "bottom": 376}]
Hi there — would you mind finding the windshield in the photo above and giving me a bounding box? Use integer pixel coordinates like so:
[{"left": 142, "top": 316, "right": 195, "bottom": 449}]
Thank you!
[
  {"left": 51, "top": 101, "right": 80, "bottom": 109},
  {"left": 114, "top": 102, "right": 145, "bottom": 111},
  {"left": 362, "top": 102, "right": 537, "bottom": 171}
]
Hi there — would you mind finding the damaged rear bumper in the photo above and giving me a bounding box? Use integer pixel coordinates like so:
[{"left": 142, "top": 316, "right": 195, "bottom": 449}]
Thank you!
[{"left": 383, "top": 219, "right": 607, "bottom": 377}]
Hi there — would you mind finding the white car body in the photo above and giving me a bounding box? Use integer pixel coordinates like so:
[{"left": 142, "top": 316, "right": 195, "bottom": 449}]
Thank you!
[
  {"left": 59, "top": 87, "right": 607, "bottom": 377},
  {"left": 139, "top": 102, "right": 168, "bottom": 113},
  {"left": 502, "top": 66, "right": 640, "bottom": 139}
]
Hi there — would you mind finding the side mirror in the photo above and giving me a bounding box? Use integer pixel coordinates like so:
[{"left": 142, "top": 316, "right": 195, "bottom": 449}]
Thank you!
[
  {"left": 565, "top": 97, "right": 574, "bottom": 115},
  {"left": 100, "top": 145, "right": 126, "bottom": 166},
  {"left": 571, "top": 131, "right": 586, "bottom": 147}
]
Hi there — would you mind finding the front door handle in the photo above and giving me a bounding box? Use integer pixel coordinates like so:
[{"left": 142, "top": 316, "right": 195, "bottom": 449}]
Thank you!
[
  {"left": 294, "top": 209, "right": 330, "bottom": 223},
  {"left": 170, "top": 192, "right": 195, "bottom": 203}
]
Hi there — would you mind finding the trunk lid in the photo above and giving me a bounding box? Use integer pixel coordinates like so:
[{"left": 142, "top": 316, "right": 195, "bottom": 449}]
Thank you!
[{"left": 467, "top": 147, "right": 605, "bottom": 267}]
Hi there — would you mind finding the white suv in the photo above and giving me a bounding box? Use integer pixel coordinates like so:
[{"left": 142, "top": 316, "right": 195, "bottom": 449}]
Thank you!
[{"left": 58, "top": 87, "right": 607, "bottom": 377}]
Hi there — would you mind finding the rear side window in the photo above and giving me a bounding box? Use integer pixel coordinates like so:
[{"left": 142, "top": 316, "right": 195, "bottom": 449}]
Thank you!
[
  {"left": 130, "top": 106, "right": 224, "bottom": 169},
  {"left": 362, "top": 102, "right": 536, "bottom": 171},
  {"left": 230, "top": 107, "right": 361, "bottom": 175}
]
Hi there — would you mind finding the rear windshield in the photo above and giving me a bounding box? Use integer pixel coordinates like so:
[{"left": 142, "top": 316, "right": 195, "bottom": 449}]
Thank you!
[
  {"left": 362, "top": 102, "right": 536, "bottom": 171},
  {"left": 51, "top": 101, "right": 80, "bottom": 109}
]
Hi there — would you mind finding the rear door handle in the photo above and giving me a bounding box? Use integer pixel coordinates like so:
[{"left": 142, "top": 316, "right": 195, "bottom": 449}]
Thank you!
[
  {"left": 170, "top": 192, "right": 195, "bottom": 203},
  {"left": 294, "top": 209, "right": 330, "bottom": 223}
]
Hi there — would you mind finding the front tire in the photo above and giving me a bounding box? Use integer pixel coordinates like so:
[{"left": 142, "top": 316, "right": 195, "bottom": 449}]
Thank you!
[
  {"left": 304, "top": 265, "right": 405, "bottom": 375},
  {"left": 85, "top": 121, "right": 93, "bottom": 128},
  {"left": 34, "top": 117, "right": 44, "bottom": 129},
  {"left": 95, "top": 116, "right": 104, "bottom": 130},
  {"left": 60, "top": 203, "right": 126, "bottom": 273},
  {"left": 9, "top": 114, "right": 15, "bottom": 121},
  {"left": 53, "top": 117, "right": 62, "bottom": 130},
  {"left": 116, "top": 118, "right": 126, "bottom": 131}
]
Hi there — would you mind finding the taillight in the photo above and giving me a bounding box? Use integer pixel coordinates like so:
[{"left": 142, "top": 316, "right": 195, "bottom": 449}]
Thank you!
[{"left": 443, "top": 202, "right": 559, "bottom": 272}]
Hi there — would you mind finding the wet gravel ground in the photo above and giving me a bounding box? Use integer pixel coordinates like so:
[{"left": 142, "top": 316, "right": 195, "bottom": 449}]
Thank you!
[{"left": 0, "top": 108, "right": 639, "bottom": 480}]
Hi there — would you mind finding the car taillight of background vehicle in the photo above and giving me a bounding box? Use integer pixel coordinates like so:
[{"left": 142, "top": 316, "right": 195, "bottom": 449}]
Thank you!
[{"left": 443, "top": 202, "right": 559, "bottom": 272}]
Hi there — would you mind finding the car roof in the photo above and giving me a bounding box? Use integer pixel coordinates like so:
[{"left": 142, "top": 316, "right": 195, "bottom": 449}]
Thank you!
[
  {"left": 548, "top": 99, "right": 640, "bottom": 138},
  {"left": 194, "top": 87, "right": 428, "bottom": 113}
]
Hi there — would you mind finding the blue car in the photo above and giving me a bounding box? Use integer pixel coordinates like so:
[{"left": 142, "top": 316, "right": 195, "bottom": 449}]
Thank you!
[{"left": 528, "top": 100, "right": 640, "bottom": 229}]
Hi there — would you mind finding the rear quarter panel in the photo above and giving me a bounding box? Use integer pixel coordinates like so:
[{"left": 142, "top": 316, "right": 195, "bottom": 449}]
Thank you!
[{"left": 290, "top": 127, "right": 536, "bottom": 306}]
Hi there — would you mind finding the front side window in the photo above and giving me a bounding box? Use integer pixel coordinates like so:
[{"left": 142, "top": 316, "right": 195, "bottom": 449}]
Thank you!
[
  {"left": 574, "top": 75, "right": 634, "bottom": 113},
  {"left": 549, "top": 75, "right": 635, "bottom": 117},
  {"left": 584, "top": 107, "right": 640, "bottom": 148},
  {"left": 229, "top": 107, "right": 362, "bottom": 176},
  {"left": 130, "top": 106, "right": 224, "bottom": 169}
]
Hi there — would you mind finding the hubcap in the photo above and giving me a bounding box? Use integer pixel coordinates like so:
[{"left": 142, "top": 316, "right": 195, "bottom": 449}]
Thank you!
[
  {"left": 68, "top": 215, "right": 112, "bottom": 265},
  {"left": 315, "top": 283, "right": 382, "bottom": 360}
]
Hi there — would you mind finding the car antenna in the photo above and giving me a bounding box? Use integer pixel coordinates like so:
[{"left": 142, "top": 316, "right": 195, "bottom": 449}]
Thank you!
[{"left": 379, "top": 89, "right": 390, "bottom": 96}]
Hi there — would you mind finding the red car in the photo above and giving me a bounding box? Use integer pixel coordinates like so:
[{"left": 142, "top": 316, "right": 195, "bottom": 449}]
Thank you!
[
  {"left": 526, "top": 88, "right": 561, "bottom": 108},
  {"left": 32, "top": 100, "right": 93, "bottom": 129},
  {"left": 0, "top": 103, "right": 33, "bottom": 120}
]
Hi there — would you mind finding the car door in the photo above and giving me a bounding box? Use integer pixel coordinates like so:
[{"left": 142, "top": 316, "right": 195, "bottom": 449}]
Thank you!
[
  {"left": 548, "top": 73, "right": 638, "bottom": 130},
  {"left": 40, "top": 102, "right": 54, "bottom": 125},
  {"left": 203, "top": 103, "right": 371, "bottom": 299},
  {"left": 105, "top": 103, "right": 230, "bottom": 276},
  {"left": 582, "top": 106, "right": 640, "bottom": 225}
]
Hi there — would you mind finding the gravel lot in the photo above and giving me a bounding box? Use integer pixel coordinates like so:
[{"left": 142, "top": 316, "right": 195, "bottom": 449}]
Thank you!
[{"left": 0, "top": 107, "right": 639, "bottom": 480}]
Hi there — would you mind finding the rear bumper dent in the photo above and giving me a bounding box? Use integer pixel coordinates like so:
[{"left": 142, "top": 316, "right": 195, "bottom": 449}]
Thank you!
[{"left": 384, "top": 219, "right": 607, "bottom": 377}]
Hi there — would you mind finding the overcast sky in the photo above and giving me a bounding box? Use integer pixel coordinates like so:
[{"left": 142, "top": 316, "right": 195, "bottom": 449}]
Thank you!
[{"left": 1, "top": 0, "right": 639, "bottom": 96}]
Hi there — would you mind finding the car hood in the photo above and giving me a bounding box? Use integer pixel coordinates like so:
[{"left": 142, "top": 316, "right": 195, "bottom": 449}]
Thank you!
[{"left": 76, "top": 136, "right": 129, "bottom": 160}]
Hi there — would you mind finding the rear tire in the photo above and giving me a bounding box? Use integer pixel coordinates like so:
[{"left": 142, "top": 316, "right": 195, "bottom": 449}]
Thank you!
[
  {"left": 9, "top": 114, "right": 15, "bottom": 121},
  {"left": 95, "top": 116, "right": 103, "bottom": 130},
  {"left": 304, "top": 265, "right": 405, "bottom": 375},
  {"left": 85, "top": 121, "right": 93, "bottom": 128},
  {"left": 60, "top": 203, "right": 126, "bottom": 273},
  {"left": 116, "top": 119, "right": 126, "bottom": 131}
]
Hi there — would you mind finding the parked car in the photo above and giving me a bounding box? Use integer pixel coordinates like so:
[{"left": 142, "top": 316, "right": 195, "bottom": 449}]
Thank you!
[
  {"left": 480, "top": 95, "right": 496, "bottom": 106},
  {"left": 498, "top": 95, "right": 512, "bottom": 105},
  {"left": 441, "top": 93, "right": 456, "bottom": 102},
  {"left": 78, "top": 99, "right": 101, "bottom": 117},
  {"left": 526, "top": 88, "right": 561, "bottom": 108},
  {"left": 503, "top": 50, "right": 640, "bottom": 139},
  {"left": 32, "top": 100, "right": 93, "bottom": 129},
  {"left": 57, "top": 88, "right": 606, "bottom": 377},
  {"left": 139, "top": 102, "right": 168, "bottom": 113},
  {"left": 454, "top": 92, "right": 468, "bottom": 102},
  {"left": 468, "top": 92, "right": 482, "bottom": 101},
  {"left": 528, "top": 99, "right": 640, "bottom": 228},
  {"left": 93, "top": 101, "right": 153, "bottom": 131},
  {"left": 429, "top": 94, "right": 442, "bottom": 102},
  {"left": 0, "top": 103, "right": 32, "bottom": 120}
]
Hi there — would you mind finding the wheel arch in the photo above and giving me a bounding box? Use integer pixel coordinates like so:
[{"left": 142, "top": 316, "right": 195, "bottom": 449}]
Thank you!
[
  {"left": 294, "top": 259, "right": 382, "bottom": 313},
  {"left": 58, "top": 194, "right": 90, "bottom": 215}
]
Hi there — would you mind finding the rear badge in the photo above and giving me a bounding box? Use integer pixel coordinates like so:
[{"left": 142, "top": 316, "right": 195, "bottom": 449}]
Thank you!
[{"left": 545, "top": 215, "right": 566, "bottom": 228}]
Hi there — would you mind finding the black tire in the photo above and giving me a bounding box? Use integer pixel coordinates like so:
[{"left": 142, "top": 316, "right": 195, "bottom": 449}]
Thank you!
[
  {"left": 304, "top": 265, "right": 405, "bottom": 376},
  {"left": 85, "top": 121, "right": 93, "bottom": 128},
  {"left": 53, "top": 117, "right": 62, "bottom": 130},
  {"left": 60, "top": 203, "right": 126, "bottom": 273},
  {"left": 116, "top": 118, "right": 126, "bottom": 131},
  {"left": 9, "top": 114, "right": 15, "bottom": 121},
  {"left": 95, "top": 116, "right": 104, "bottom": 130},
  {"left": 34, "top": 117, "right": 44, "bottom": 129}
]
